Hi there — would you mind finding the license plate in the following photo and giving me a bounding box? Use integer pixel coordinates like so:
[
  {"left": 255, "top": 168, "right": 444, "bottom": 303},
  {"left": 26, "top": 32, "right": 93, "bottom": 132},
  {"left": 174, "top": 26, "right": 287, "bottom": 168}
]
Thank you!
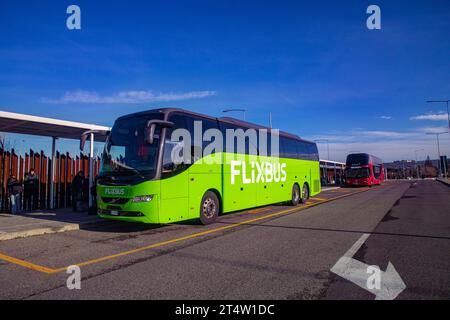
[{"left": 110, "top": 210, "right": 119, "bottom": 216}]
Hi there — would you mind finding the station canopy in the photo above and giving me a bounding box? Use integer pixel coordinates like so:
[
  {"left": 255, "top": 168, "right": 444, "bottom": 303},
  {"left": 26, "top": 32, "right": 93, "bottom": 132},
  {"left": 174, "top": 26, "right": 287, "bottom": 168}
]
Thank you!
[{"left": 0, "top": 110, "right": 110, "bottom": 141}]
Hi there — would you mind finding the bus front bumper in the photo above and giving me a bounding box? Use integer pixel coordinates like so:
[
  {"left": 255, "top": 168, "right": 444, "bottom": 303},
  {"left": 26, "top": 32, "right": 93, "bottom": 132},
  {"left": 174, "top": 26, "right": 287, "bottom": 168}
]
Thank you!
[
  {"left": 97, "top": 183, "right": 160, "bottom": 223},
  {"left": 347, "top": 178, "right": 371, "bottom": 186},
  {"left": 97, "top": 198, "right": 159, "bottom": 223}
]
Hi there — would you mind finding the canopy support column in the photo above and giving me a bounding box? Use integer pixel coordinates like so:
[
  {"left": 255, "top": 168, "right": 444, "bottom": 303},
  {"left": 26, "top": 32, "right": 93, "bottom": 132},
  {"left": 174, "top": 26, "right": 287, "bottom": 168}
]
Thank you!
[
  {"left": 333, "top": 163, "right": 337, "bottom": 185},
  {"left": 88, "top": 132, "right": 94, "bottom": 208},
  {"left": 49, "top": 137, "right": 57, "bottom": 209}
]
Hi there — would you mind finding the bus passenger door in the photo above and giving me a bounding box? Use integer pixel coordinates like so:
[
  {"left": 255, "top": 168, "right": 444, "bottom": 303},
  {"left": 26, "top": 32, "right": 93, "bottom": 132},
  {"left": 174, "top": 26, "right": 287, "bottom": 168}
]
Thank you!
[{"left": 159, "top": 120, "right": 190, "bottom": 223}]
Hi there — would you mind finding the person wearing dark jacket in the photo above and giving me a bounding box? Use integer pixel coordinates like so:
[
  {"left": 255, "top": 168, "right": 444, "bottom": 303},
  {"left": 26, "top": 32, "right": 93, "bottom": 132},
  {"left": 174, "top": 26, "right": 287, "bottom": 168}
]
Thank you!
[
  {"left": 7, "top": 175, "right": 23, "bottom": 214},
  {"left": 24, "top": 168, "right": 39, "bottom": 210},
  {"left": 88, "top": 177, "right": 98, "bottom": 215},
  {"left": 23, "top": 172, "right": 30, "bottom": 211},
  {"left": 72, "top": 171, "right": 84, "bottom": 211}
]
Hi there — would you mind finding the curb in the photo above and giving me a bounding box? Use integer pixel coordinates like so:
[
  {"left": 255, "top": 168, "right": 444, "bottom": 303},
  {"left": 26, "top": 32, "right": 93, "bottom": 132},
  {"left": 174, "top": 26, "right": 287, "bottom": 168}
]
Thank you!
[
  {"left": 436, "top": 178, "right": 450, "bottom": 187},
  {"left": 0, "top": 218, "right": 111, "bottom": 241},
  {"left": 322, "top": 186, "right": 341, "bottom": 191}
]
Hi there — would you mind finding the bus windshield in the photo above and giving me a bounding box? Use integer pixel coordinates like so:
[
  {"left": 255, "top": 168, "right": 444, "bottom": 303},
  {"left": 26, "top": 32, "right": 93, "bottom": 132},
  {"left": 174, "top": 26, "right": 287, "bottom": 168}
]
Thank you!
[
  {"left": 346, "top": 153, "right": 369, "bottom": 166},
  {"left": 346, "top": 168, "right": 370, "bottom": 179},
  {"left": 100, "top": 114, "right": 163, "bottom": 179}
]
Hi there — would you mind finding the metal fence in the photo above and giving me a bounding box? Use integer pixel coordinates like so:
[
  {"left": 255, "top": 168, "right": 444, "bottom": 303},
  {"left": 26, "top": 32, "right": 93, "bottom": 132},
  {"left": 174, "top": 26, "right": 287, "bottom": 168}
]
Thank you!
[{"left": 0, "top": 148, "right": 100, "bottom": 212}]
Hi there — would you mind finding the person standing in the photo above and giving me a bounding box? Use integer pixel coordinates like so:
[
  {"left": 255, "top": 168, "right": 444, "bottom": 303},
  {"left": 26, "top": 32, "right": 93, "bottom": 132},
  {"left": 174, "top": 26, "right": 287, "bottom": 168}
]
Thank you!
[
  {"left": 72, "top": 171, "right": 84, "bottom": 211},
  {"left": 7, "top": 175, "right": 23, "bottom": 214},
  {"left": 24, "top": 168, "right": 39, "bottom": 210},
  {"left": 88, "top": 176, "right": 98, "bottom": 215},
  {"left": 23, "top": 172, "right": 30, "bottom": 211}
]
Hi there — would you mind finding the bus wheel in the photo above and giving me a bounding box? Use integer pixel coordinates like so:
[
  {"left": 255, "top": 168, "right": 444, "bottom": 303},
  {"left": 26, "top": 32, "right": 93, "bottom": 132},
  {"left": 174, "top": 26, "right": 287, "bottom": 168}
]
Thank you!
[
  {"left": 290, "top": 184, "right": 300, "bottom": 206},
  {"left": 200, "top": 191, "right": 219, "bottom": 225},
  {"left": 301, "top": 183, "right": 309, "bottom": 203}
]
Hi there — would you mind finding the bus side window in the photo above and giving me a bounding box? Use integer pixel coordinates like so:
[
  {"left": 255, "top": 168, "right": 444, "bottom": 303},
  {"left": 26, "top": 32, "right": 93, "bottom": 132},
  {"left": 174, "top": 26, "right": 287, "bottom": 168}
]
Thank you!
[
  {"left": 373, "top": 165, "right": 381, "bottom": 179},
  {"left": 246, "top": 133, "right": 258, "bottom": 155},
  {"left": 279, "top": 137, "right": 288, "bottom": 159},
  {"left": 297, "top": 141, "right": 306, "bottom": 160},
  {"left": 162, "top": 114, "right": 188, "bottom": 177},
  {"left": 264, "top": 133, "right": 271, "bottom": 157},
  {"left": 201, "top": 118, "right": 219, "bottom": 153},
  {"left": 184, "top": 115, "right": 201, "bottom": 163},
  {"left": 185, "top": 115, "right": 219, "bottom": 161},
  {"left": 219, "top": 122, "right": 260, "bottom": 156},
  {"left": 307, "top": 143, "right": 318, "bottom": 161},
  {"left": 282, "top": 138, "right": 297, "bottom": 159}
]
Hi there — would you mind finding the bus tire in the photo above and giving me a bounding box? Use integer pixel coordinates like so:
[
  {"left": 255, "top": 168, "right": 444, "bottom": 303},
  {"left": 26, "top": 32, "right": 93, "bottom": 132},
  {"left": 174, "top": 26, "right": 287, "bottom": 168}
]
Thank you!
[
  {"left": 200, "top": 191, "right": 219, "bottom": 225},
  {"left": 290, "top": 184, "right": 300, "bottom": 206},
  {"left": 301, "top": 183, "right": 309, "bottom": 203}
]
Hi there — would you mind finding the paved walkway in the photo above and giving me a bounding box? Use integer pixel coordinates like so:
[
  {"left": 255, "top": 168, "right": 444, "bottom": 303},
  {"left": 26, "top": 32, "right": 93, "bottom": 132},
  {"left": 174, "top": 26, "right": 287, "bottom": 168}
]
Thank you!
[
  {"left": 322, "top": 186, "right": 341, "bottom": 191},
  {"left": 0, "top": 208, "right": 108, "bottom": 241},
  {"left": 437, "top": 178, "right": 450, "bottom": 187},
  {"left": 0, "top": 187, "right": 344, "bottom": 241}
]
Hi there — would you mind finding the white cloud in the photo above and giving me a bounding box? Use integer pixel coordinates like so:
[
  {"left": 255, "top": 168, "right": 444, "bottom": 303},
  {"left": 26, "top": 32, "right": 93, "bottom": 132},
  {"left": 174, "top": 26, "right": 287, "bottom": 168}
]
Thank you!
[
  {"left": 379, "top": 115, "right": 392, "bottom": 120},
  {"left": 415, "top": 126, "right": 449, "bottom": 134},
  {"left": 42, "top": 89, "right": 216, "bottom": 104},
  {"left": 361, "top": 130, "right": 412, "bottom": 138},
  {"left": 410, "top": 112, "right": 448, "bottom": 121},
  {"left": 312, "top": 130, "right": 415, "bottom": 141}
]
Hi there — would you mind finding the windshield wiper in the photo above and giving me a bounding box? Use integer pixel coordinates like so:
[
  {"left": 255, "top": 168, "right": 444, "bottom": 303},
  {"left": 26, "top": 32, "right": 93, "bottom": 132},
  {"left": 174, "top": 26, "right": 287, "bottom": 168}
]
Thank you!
[
  {"left": 100, "top": 166, "right": 145, "bottom": 179},
  {"left": 107, "top": 160, "right": 145, "bottom": 176},
  {"left": 115, "top": 167, "right": 146, "bottom": 178}
]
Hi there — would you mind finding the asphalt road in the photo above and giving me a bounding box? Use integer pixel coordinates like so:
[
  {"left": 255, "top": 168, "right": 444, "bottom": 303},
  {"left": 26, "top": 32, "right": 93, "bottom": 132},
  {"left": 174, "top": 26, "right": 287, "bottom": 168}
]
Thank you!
[{"left": 0, "top": 180, "right": 449, "bottom": 300}]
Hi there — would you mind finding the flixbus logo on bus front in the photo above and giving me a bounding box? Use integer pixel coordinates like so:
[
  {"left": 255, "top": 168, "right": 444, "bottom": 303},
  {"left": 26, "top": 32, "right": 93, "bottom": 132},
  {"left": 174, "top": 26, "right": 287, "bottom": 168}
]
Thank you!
[
  {"left": 230, "top": 160, "right": 286, "bottom": 185},
  {"left": 104, "top": 187, "right": 125, "bottom": 196}
]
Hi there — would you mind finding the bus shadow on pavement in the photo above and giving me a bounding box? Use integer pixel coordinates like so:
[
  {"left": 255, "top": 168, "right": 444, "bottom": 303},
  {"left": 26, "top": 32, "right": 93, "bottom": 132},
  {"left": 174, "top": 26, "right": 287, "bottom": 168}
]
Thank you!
[{"left": 80, "top": 220, "right": 169, "bottom": 234}]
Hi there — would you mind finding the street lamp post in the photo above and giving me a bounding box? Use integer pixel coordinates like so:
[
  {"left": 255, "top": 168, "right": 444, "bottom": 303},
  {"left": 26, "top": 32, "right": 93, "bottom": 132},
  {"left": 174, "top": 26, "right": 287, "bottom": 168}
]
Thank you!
[
  {"left": 269, "top": 112, "right": 272, "bottom": 129},
  {"left": 222, "top": 108, "right": 246, "bottom": 121},
  {"left": 426, "top": 132, "right": 448, "bottom": 178},
  {"left": 414, "top": 148, "right": 424, "bottom": 179}
]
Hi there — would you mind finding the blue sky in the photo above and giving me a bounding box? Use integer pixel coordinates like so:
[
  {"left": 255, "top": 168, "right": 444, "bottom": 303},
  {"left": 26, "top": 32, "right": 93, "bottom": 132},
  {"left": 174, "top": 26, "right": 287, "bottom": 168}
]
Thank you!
[{"left": 0, "top": 0, "right": 449, "bottom": 161}]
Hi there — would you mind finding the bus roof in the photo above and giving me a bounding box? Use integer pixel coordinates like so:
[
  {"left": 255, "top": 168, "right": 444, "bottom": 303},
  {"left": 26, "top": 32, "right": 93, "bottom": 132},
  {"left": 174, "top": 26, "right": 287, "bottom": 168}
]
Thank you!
[
  {"left": 347, "top": 153, "right": 383, "bottom": 165},
  {"left": 116, "top": 108, "right": 315, "bottom": 144},
  {"left": 217, "top": 116, "right": 306, "bottom": 142}
]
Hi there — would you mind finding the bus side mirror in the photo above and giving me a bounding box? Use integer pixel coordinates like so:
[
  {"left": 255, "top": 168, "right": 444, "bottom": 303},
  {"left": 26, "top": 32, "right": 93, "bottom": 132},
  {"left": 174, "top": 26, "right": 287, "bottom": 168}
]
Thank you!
[
  {"left": 144, "top": 120, "right": 174, "bottom": 144},
  {"left": 145, "top": 124, "right": 156, "bottom": 145},
  {"left": 80, "top": 131, "right": 89, "bottom": 151},
  {"left": 80, "top": 129, "right": 110, "bottom": 151}
]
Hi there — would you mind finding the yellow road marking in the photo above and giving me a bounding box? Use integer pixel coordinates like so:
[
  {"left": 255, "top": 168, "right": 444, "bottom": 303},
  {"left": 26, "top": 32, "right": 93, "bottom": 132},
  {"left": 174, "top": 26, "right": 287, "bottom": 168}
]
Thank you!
[
  {"left": 309, "top": 197, "right": 326, "bottom": 201},
  {"left": 0, "top": 188, "right": 370, "bottom": 274},
  {"left": 0, "top": 253, "right": 56, "bottom": 274},
  {"left": 247, "top": 207, "right": 272, "bottom": 214}
]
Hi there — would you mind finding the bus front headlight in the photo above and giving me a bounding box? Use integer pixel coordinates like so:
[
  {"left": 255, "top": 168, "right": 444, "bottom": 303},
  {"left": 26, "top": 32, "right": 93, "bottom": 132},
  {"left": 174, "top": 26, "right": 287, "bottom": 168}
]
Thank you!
[{"left": 132, "top": 195, "right": 154, "bottom": 203}]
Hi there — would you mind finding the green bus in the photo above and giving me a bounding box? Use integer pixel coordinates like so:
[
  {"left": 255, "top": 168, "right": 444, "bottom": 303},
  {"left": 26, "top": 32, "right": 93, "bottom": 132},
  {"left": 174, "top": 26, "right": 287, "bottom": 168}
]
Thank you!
[{"left": 96, "top": 108, "right": 321, "bottom": 224}]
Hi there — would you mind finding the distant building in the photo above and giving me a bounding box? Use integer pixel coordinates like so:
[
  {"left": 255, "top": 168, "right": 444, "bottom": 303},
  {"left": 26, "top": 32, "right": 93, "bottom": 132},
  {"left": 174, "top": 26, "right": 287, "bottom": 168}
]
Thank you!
[
  {"left": 424, "top": 156, "right": 438, "bottom": 178},
  {"left": 384, "top": 156, "right": 442, "bottom": 179}
]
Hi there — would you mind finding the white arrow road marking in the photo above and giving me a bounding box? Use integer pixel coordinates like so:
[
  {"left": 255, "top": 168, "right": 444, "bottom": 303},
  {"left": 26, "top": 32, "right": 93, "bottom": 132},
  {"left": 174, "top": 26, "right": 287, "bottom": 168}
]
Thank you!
[{"left": 331, "top": 233, "right": 406, "bottom": 300}]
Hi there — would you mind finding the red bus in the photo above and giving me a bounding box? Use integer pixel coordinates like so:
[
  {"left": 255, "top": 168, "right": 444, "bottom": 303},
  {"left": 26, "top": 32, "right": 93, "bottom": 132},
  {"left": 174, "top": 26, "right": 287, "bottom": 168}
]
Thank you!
[{"left": 345, "top": 153, "right": 384, "bottom": 186}]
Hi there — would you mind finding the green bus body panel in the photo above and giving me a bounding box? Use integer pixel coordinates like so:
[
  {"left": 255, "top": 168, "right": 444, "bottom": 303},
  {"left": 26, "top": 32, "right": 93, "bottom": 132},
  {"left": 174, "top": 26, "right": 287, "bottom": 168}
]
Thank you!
[
  {"left": 160, "top": 170, "right": 189, "bottom": 223},
  {"left": 97, "top": 153, "right": 321, "bottom": 224}
]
